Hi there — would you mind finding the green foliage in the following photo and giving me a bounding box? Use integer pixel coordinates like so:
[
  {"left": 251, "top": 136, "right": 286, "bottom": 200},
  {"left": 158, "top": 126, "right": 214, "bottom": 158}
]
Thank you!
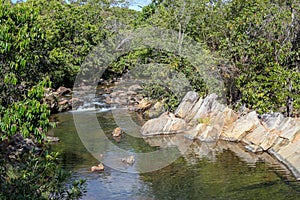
[
  {"left": 141, "top": 0, "right": 300, "bottom": 116},
  {"left": 219, "top": 0, "right": 300, "bottom": 115},
  {"left": 0, "top": 0, "right": 44, "bottom": 106},
  {"left": 0, "top": 1, "right": 90, "bottom": 198},
  {"left": 0, "top": 151, "right": 86, "bottom": 200},
  {"left": 0, "top": 78, "right": 53, "bottom": 143},
  {"left": 1, "top": 0, "right": 299, "bottom": 197},
  {"left": 108, "top": 48, "right": 208, "bottom": 111},
  {"left": 30, "top": 0, "right": 107, "bottom": 88},
  {"left": 198, "top": 117, "right": 211, "bottom": 125}
]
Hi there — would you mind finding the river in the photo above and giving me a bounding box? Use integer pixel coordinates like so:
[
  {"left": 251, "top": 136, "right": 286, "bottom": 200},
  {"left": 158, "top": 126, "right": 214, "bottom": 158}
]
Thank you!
[{"left": 49, "top": 108, "right": 300, "bottom": 200}]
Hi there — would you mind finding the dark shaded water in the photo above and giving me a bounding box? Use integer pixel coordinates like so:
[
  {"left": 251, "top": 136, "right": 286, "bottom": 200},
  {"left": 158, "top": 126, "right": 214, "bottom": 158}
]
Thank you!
[{"left": 50, "top": 111, "right": 300, "bottom": 200}]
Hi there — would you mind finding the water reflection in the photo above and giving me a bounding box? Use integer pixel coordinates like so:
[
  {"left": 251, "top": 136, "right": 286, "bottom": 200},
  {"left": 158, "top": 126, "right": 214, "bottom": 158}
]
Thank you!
[{"left": 50, "top": 111, "right": 300, "bottom": 199}]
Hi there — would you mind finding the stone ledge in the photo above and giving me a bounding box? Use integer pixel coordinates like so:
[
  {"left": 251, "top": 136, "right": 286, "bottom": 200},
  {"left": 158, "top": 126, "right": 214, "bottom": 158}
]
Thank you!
[{"left": 141, "top": 91, "right": 300, "bottom": 180}]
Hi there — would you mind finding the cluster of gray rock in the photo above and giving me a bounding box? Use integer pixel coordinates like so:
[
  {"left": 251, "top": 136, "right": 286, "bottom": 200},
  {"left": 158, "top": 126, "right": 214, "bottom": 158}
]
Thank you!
[
  {"left": 104, "top": 83, "right": 144, "bottom": 108},
  {"left": 43, "top": 86, "right": 83, "bottom": 113},
  {"left": 104, "top": 81, "right": 165, "bottom": 117},
  {"left": 141, "top": 91, "right": 300, "bottom": 180}
]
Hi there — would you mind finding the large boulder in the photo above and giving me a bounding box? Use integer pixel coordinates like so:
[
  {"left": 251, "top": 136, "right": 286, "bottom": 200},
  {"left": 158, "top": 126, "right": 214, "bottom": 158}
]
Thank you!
[
  {"left": 190, "top": 93, "right": 225, "bottom": 122},
  {"left": 260, "top": 113, "right": 285, "bottom": 130},
  {"left": 242, "top": 124, "right": 278, "bottom": 151},
  {"left": 174, "top": 91, "right": 199, "bottom": 119},
  {"left": 277, "top": 118, "right": 300, "bottom": 141},
  {"left": 270, "top": 140, "right": 300, "bottom": 180},
  {"left": 140, "top": 90, "right": 300, "bottom": 180},
  {"left": 196, "top": 125, "right": 220, "bottom": 142},
  {"left": 220, "top": 111, "right": 260, "bottom": 142},
  {"left": 184, "top": 98, "right": 203, "bottom": 122},
  {"left": 141, "top": 112, "right": 187, "bottom": 136}
]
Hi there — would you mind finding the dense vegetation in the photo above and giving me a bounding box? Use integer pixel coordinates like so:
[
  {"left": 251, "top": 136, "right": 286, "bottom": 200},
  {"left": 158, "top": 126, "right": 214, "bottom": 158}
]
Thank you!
[
  {"left": 0, "top": 0, "right": 299, "bottom": 199},
  {"left": 139, "top": 0, "right": 300, "bottom": 116},
  {"left": 0, "top": 0, "right": 120, "bottom": 198}
]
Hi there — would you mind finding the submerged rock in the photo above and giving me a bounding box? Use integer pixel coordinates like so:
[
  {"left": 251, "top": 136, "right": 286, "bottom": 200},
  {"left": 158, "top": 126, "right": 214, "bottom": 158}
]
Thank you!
[{"left": 122, "top": 155, "right": 135, "bottom": 165}]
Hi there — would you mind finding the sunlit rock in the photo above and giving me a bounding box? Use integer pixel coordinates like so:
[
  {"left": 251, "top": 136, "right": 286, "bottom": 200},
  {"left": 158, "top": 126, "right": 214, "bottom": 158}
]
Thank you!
[
  {"left": 140, "top": 91, "right": 300, "bottom": 180},
  {"left": 91, "top": 163, "right": 105, "bottom": 172},
  {"left": 112, "top": 127, "right": 122, "bottom": 137},
  {"left": 184, "top": 98, "right": 203, "bottom": 122},
  {"left": 175, "top": 91, "right": 199, "bottom": 119},
  {"left": 56, "top": 86, "right": 71, "bottom": 95},
  {"left": 141, "top": 112, "right": 187, "bottom": 136},
  {"left": 128, "top": 84, "right": 142, "bottom": 91},
  {"left": 244, "top": 144, "right": 264, "bottom": 153},
  {"left": 136, "top": 98, "right": 152, "bottom": 112},
  {"left": 270, "top": 140, "right": 300, "bottom": 180},
  {"left": 191, "top": 93, "right": 225, "bottom": 122},
  {"left": 220, "top": 111, "right": 260, "bottom": 142}
]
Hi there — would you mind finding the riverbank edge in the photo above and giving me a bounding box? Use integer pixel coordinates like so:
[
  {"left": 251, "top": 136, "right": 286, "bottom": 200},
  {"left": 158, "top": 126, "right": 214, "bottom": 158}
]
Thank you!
[
  {"left": 141, "top": 91, "right": 300, "bottom": 180},
  {"left": 46, "top": 84, "right": 300, "bottom": 180}
]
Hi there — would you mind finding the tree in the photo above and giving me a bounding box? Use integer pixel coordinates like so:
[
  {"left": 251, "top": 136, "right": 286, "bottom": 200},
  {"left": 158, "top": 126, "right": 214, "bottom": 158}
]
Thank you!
[
  {"left": 219, "top": 0, "right": 300, "bottom": 115},
  {"left": 0, "top": 1, "right": 86, "bottom": 198},
  {"left": 138, "top": 0, "right": 300, "bottom": 115},
  {"left": 0, "top": 0, "right": 45, "bottom": 106}
]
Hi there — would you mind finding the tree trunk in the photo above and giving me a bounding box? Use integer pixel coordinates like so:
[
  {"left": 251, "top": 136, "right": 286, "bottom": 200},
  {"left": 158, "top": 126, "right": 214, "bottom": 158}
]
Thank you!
[{"left": 286, "top": 79, "right": 293, "bottom": 117}]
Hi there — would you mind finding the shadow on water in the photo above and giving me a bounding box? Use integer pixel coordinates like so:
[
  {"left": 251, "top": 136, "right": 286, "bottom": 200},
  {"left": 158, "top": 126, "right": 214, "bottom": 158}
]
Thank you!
[{"left": 49, "top": 111, "right": 300, "bottom": 200}]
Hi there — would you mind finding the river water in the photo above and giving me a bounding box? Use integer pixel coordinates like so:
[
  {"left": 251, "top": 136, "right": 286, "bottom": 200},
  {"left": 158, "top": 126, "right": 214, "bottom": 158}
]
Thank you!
[{"left": 49, "top": 109, "right": 300, "bottom": 200}]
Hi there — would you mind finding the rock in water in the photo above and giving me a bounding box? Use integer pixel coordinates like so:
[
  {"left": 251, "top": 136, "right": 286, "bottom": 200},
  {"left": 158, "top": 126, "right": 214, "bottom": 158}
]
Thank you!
[
  {"left": 140, "top": 91, "right": 300, "bottom": 180},
  {"left": 122, "top": 155, "right": 135, "bottom": 165},
  {"left": 46, "top": 136, "right": 60, "bottom": 143},
  {"left": 112, "top": 127, "right": 122, "bottom": 137},
  {"left": 91, "top": 163, "right": 105, "bottom": 172}
]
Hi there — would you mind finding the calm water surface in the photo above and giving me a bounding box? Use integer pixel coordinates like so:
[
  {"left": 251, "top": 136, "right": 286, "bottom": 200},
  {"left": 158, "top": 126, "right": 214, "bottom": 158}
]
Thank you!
[{"left": 50, "top": 111, "right": 300, "bottom": 200}]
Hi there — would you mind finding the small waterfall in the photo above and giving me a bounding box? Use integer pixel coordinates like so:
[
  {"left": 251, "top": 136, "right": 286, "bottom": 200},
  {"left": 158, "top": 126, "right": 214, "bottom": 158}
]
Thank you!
[{"left": 71, "top": 85, "right": 118, "bottom": 113}]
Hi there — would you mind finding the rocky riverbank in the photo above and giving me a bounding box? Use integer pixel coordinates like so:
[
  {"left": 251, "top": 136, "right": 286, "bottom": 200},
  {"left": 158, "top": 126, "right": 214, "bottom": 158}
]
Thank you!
[
  {"left": 141, "top": 91, "right": 300, "bottom": 180},
  {"left": 44, "top": 86, "right": 84, "bottom": 113},
  {"left": 45, "top": 84, "right": 300, "bottom": 180}
]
